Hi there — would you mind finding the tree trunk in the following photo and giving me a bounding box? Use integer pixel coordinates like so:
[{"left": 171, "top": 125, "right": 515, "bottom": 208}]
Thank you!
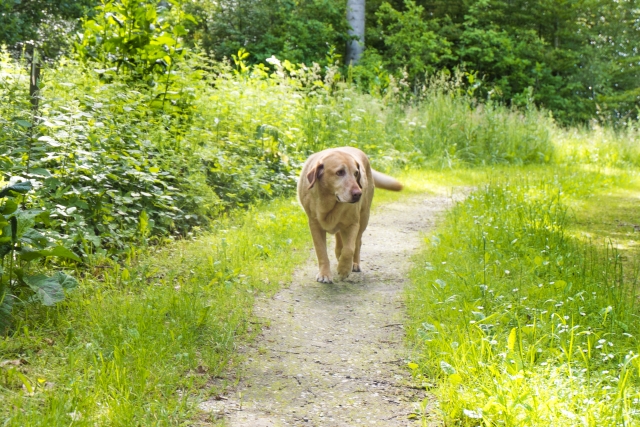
[{"left": 345, "top": 0, "right": 365, "bottom": 65}]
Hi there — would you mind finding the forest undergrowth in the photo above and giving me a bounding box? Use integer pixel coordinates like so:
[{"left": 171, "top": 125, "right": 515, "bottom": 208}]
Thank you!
[{"left": 2, "top": 39, "right": 640, "bottom": 425}]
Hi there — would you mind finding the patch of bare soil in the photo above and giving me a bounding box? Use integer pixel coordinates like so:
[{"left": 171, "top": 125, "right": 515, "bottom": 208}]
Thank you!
[{"left": 199, "top": 193, "right": 462, "bottom": 426}]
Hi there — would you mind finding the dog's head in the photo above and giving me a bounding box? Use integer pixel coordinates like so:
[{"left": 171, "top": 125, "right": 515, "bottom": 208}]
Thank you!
[{"left": 307, "top": 151, "right": 363, "bottom": 203}]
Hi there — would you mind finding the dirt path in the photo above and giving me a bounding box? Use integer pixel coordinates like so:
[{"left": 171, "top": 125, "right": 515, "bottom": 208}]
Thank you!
[{"left": 199, "top": 192, "right": 462, "bottom": 426}]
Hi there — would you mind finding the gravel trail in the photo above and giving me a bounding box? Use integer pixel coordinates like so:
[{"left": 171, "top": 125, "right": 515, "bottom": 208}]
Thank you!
[{"left": 200, "top": 192, "right": 462, "bottom": 426}]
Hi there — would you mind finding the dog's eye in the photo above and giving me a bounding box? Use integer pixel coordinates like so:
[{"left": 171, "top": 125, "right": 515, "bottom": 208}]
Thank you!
[{"left": 336, "top": 169, "right": 346, "bottom": 177}]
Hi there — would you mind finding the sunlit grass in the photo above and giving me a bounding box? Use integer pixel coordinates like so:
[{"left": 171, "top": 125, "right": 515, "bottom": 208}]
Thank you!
[
  {"left": 554, "top": 124, "right": 640, "bottom": 168},
  {"left": 0, "top": 199, "right": 310, "bottom": 426},
  {"left": 407, "top": 166, "right": 640, "bottom": 426},
  {"left": 566, "top": 174, "right": 640, "bottom": 261}
]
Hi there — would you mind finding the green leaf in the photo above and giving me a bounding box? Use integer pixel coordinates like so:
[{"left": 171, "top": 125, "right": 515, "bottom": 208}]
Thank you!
[
  {"left": 46, "top": 246, "right": 82, "bottom": 262},
  {"left": 0, "top": 244, "right": 12, "bottom": 258},
  {"left": 19, "top": 229, "right": 48, "bottom": 248},
  {"left": 27, "top": 168, "right": 52, "bottom": 177},
  {"left": 507, "top": 327, "right": 517, "bottom": 352},
  {"left": 15, "top": 209, "right": 42, "bottom": 240},
  {"left": 0, "top": 292, "right": 14, "bottom": 333},
  {"left": 153, "top": 35, "right": 176, "bottom": 46},
  {"left": 15, "top": 119, "right": 32, "bottom": 128},
  {"left": 471, "top": 311, "right": 486, "bottom": 321},
  {"left": 440, "top": 361, "right": 456, "bottom": 375},
  {"left": 0, "top": 181, "right": 32, "bottom": 198},
  {"left": 22, "top": 274, "right": 65, "bottom": 306},
  {"left": 553, "top": 280, "right": 567, "bottom": 290},
  {"left": 1, "top": 200, "right": 18, "bottom": 215},
  {"left": 52, "top": 271, "right": 78, "bottom": 290},
  {"left": 449, "top": 373, "right": 463, "bottom": 385},
  {"left": 20, "top": 246, "right": 81, "bottom": 262},
  {"left": 173, "top": 24, "right": 187, "bottom": 36}
]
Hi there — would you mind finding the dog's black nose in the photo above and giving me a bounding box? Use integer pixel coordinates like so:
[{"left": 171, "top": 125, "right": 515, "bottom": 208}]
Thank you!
[{"left": 351, "top": 190, "right": 362, "bottom": 202}]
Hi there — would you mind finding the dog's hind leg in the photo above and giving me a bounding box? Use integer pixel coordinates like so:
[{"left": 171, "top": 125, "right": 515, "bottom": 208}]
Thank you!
[
  {"left": 335, "top": 231, "right": 343, "bottom": 261},
  {"left": 353, "top": 209, "right": 370, "bottom": 272}
]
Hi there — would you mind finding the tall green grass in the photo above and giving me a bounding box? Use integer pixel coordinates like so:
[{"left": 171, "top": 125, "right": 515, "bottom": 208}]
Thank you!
[
  {"left": 0, "top": 199, "right": 309, "bottom": 426},
  {"left": 407, "top": 167, "right": 640, "bottom": 426},
  {"left": 554, "top": 123, "right": 640, "bottom": 168}
]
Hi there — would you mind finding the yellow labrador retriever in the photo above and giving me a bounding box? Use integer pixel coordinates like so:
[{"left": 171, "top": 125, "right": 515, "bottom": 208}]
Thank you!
[{"left": 297, "top": 147, "right": 402, "bottom": 283}]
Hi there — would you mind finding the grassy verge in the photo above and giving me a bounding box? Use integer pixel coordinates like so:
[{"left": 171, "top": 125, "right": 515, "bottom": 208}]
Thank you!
[
  {"left": 3, "top": 162, "right": 639, "bottom": 426},
  {"left": 0, "top": 162, "right": 473, "bottom": 426},
  {"left": 0, "top": 198, "right": 310, "bottom": 426},
  {"left": 407, "top": 166, "right": 640, "bottom": 426}
]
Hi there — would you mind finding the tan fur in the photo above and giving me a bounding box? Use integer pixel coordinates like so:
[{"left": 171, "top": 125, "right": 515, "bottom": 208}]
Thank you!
[{"left": 297, "top": 147, "right": 403, "bottom": 283}]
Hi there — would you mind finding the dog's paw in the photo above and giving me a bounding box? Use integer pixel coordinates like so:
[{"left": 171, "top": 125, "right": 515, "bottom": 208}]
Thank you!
[
  {"left": 352, "top": 263, "right": 361, "bottom": 272},
  {"left": 316, "top": 272, "right": 333, "bottom": 284},
  {"left": 335, "top": 271, "right": 351, "bottom": 282}
]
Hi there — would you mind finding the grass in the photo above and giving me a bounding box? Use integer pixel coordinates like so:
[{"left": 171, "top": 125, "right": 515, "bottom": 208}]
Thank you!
[
  {"left": 2, "top": 163, "right": 639, "bottom": 426},
  {"left": 0, "top": 198, "right": 310, "bottom": 426},
  {"left": 406, "top": 165, "right": 640, "bottom": 426},
  {"left": 2, "top": 48, "right": 640, "bottom": 425},
  {"left": 3, "top": 161, "right": 639, "bottom": 427},
  {"left": 566, "top": 171, "right": 640, "bottom": 270}
]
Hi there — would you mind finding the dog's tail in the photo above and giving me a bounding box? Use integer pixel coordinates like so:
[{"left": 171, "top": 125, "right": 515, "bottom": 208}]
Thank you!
[{"left": 372, "top": 169, "right": 403, "bottom": 191}]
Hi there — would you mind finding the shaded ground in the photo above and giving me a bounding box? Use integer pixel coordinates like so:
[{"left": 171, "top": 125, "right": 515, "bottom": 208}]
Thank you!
[{"left": 199, "top": 192, "right": 464, "bottom": 426}]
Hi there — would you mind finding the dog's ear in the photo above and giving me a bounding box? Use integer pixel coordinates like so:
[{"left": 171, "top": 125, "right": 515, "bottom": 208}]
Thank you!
[
  {"left": 307, "top": 162, "right": 324, "bottom": 189},
  {"left": 355, "top": 162, "right": 362, "bottom": 188}
]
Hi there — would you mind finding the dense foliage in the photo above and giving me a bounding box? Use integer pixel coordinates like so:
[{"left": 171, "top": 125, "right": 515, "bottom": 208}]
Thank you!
[
  {"left": 0, "top": 0, "right": 94, "bottom": 57},
  {"left": 187, "top": 0, "right": 350, "bottom": 66},
  {"left": 180, "top": 0, "right": 640, "bottom": 124},
  {"left": 361, "top": 0, "right": 640, "bottom": 124},
  {"left": 2, "top": 0, "right": 638, "bottom": 123}
]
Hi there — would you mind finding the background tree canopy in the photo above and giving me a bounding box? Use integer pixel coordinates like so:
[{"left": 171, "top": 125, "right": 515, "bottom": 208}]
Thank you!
[{"left": 1, "top": 0, "right": 638, "bottom": 123}]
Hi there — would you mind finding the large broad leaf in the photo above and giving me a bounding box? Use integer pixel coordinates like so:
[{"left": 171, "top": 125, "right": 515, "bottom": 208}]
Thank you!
[
  {"left": 19, "top": 246, "right": 81, "bottom": 262},
  {"left": 1, "top": 199, "right": 18, "bottom": 215},
  {"left": 52, "top": 271, "right": 78, "bottom": 290},
  {"left": 23, "top": 274, "right": 65, "bottom": 306},
  {"left": 0, "top": 292, "right": 14, "bottom": 333},
  {"left": 22, "top": 271, "right": 78, "bottom": 306},
  {"left": 15, "top": 209, "right": 43, "bottom": 239},
  {"left": 0, "top": 181, "right": 32, "bottom": 198},
  {"left": 18, "top": 228, "right": 49, "bottom": 249}
]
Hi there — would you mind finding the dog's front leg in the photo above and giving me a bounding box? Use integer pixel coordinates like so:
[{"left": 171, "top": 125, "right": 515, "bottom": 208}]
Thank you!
[
  {"left": 335, "top": 224, "right": 359, "bottom": 281},
  {"left": 308, "top": 219, "right": 332, "bottom": 283}
]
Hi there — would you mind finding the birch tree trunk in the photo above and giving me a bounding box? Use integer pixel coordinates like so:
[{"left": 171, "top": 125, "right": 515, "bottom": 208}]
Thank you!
[{"left": 345, "top": 0, "right": 365, "bottom": 65}]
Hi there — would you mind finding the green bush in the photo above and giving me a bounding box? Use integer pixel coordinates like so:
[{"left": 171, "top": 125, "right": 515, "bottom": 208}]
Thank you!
[{"left": 0, "top": 180, "right": 81, "bottom": 333}]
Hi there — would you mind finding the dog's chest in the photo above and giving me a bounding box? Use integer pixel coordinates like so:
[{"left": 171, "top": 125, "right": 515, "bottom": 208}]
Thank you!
[{"left": 317, "top": 203, "right": 360, "bottom": 234}]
